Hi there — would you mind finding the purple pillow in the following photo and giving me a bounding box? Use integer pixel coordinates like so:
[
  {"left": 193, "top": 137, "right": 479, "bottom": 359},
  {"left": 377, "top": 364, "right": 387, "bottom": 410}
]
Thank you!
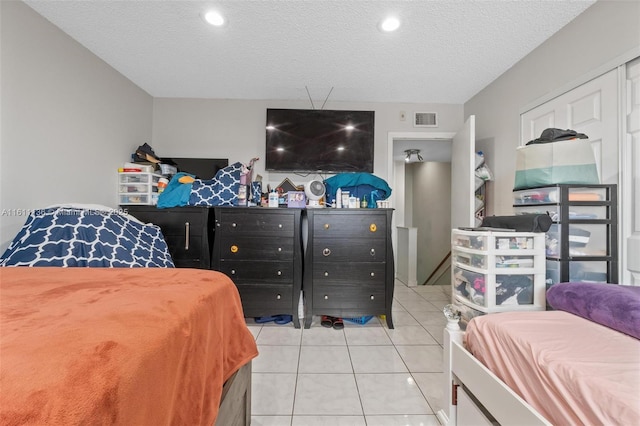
[{"left": 547, "top": 282, "right": 640, "bottom": 340}]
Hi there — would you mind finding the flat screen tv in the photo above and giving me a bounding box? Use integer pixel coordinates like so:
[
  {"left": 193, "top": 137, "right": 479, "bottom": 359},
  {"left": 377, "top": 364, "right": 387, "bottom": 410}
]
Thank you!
[
  {"left": 161, "top": 158, "right": 228, "bottom": 179},
  {"left": 265, "top": 108, "right": 374, "bottom": 173}
]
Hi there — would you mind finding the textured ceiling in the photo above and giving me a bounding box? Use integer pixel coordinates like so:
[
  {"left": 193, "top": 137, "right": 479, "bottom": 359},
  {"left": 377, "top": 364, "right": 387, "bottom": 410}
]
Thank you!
[{"left": 24, "top": 0, "right": 595, "bottom": 104}]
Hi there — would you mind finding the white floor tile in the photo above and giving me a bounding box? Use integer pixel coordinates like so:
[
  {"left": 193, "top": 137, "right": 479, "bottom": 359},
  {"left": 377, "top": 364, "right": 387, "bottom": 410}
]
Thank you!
[
  {"left": 298, "top": 345, "right": 353, "bottom": 373},
  {"left": 252, "top": 373, "right": 297, "bottom": 416},
  {"left": 387, "top": 310, "right": 420, "bottom": 327},
  {"left": 291, "top": 415, "right": 367, "bottom": 426},
  {"left": 348, "top": 345, "right": 408, "bottom": 373},
  {"left": 365, "top": 414, "right": 441, "bottom": 426},
  {"left": 396, "top": 299, "right": 441, "bottom": 312},
  {"left": 301, "top": 326, "right": 347, "bottom": 346},
  {"left": 251, "top": 415, "right": 292, "bottom": 426},
  {"left": 395, "top": 345, "right": 443, "bottom": 373},
  {"left": 413, "top": 372, "right": 446, "bottom": 414},
  {"left": 253, "top": 345, "right": 300, "bottom": 373},
  {"left": 344, "top": 327, "right": 393, "bottom": 345},
  {"left": 293, "top": 374, "right": 363, "bottom": 415},
  {"left": 385, "top": 325, "right": 439, "bottom": 345},
  {"left": 256, "top": 326, "right": 303, "bottom": 346},
  {"left": 355, "top": 373, "right": 433, "bottom": 415}
]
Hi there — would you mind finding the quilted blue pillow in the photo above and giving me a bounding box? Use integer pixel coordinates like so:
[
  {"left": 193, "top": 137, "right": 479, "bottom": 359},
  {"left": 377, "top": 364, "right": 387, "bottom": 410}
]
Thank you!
[{"left": 189, "top": 162, "right": 242, "bottom": 206}]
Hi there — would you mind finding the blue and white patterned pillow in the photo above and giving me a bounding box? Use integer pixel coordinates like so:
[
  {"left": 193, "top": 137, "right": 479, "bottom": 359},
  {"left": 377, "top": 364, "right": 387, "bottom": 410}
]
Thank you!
[
  {"left": 189, "top": 162, "right": 242, "bottom": 206},
  {"left": 0, "top": 207, "right": 174, "bottom": 267}
]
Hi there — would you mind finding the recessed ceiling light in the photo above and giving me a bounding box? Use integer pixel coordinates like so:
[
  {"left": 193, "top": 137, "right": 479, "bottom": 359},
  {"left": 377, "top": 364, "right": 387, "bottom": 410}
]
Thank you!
[
  {"left": 379, "top": 16, "right": 400, "bottom": 32},
  {"left": 203, "top": 10, "right": 226, "bottom": 27}
]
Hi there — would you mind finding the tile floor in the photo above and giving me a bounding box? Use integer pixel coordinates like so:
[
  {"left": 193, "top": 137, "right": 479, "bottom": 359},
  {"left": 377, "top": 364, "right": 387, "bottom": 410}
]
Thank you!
[{"left": 247, "top": 281, "right": 452, "bottom": 426}]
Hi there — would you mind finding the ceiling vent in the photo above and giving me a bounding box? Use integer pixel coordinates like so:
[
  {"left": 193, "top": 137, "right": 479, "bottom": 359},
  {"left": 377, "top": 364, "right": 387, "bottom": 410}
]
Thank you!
[{"left": 414, "top": 112, "right": 438, "bottom": 127}]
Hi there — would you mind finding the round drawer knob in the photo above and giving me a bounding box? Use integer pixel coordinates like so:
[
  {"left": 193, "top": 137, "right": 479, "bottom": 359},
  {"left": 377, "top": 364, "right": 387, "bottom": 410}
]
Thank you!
[
  {"left": 231, "top": 269, "right": 236, "bottom": 275},
  {"left": 277, "top": 247, "right": 282, "bottom": 252},
  {"left": 370, "top": 295, "right": 375, "bottom": 300},
  {"left": 279, "top": 224, "right": 283, "bottom": 228},
  {"left": 232, "top": 223, "right": 237, "bottom": 228},
  {"left": 324, "top": 271, "right": 329, "bottom": 277},
  {"left": 324, "top": 295, "right": 329, "bottom": 300},
  {"left": 322, "top": 248, "right": 331, "bottom": 257},
  {"left": 276, "top": 294, "right": 281, "bottom": 300},
  {"left": 370, "top": 248, "right": 376, "bottom": 256},
  {"left": 230, "top": 245, "right": 239, "bottom": 253},
  {"left": 324, "top": 223, "right": 330, "bottom": 229},
  {"left": 370, "top": 272, "right": 375, "bottom": 277},
  {"left": 369, "top": 223, "right": 377, "bottom": 232},
  {"left": 277, "top": 270, "right": 282, "bottom": 276}
]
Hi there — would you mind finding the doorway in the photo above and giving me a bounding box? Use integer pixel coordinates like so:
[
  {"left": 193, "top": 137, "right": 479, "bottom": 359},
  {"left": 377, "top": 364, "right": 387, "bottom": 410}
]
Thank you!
[{"left": 387, "top": 132, "right": 455, "bottom": 286}]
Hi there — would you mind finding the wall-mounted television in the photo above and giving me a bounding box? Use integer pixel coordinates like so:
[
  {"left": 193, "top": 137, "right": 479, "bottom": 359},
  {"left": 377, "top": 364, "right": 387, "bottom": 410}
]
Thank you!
[{"left": 265, "top": 108, "right": 374, "bottom": 173}]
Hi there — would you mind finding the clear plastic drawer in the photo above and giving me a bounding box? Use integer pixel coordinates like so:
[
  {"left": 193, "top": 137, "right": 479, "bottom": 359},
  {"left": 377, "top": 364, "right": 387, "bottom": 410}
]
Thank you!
[
  {"left": 453, "top": 251, "right": 534, "bottom": 269},
  {"left": 494, "top": 235, "right": 535, "bottom": 250},
  {"left": 514, "top": 205, "right": 608, "bottom": 221},
  {"left": 120, "top": 194, "right": 151, "bottom": 204},
  {"left": 452, "top": 233, "right": 486, "bottom": 250},
  {"left": 453, "top": 266, "right": 535, "bottom": 308},
  {"left": 545, "top": 224, "right": 609, "bottom": 257},
  {"left": 119, "top": 184, "right": 149, "bottom": 193},
  {"left": 119, "top": 173, "right": 152, "bottom": 184},
  {"left": 546, "top": 260, "right": 609, "bottom": 285},
  {"left": 513, "top": 186, "right": 608, "bottom": 205}
]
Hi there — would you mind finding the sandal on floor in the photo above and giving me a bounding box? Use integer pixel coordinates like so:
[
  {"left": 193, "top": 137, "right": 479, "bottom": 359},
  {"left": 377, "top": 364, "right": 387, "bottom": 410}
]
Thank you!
[
  {"left": 321, "top": 315, "right": 333, "bottom": 328},
  {"left": 274, "top": 315, "right": 292, "bottom": 325},
  {"left": 332, "top": 317, "right": 344, "bottom": 330},
  {"left": 254, "top": 316, "right": 278, "bottom": 323}
]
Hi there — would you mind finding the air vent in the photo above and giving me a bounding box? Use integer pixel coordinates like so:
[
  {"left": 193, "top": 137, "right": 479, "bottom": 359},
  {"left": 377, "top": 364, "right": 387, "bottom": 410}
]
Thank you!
[{"left": 414, "top": 112, "right": 438, "bottom": 127}]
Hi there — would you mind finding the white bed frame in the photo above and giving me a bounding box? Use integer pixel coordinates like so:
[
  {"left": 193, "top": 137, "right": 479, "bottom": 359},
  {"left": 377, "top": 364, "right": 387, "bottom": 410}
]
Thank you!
[{"left": 436, "top": 310, "right": 552, "bottom": 426}]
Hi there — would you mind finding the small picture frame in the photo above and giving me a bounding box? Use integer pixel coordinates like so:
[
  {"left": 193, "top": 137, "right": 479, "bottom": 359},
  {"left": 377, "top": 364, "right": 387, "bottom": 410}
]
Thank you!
[{"left": 287, "top": 191, "right": 306, "bottom": 208}]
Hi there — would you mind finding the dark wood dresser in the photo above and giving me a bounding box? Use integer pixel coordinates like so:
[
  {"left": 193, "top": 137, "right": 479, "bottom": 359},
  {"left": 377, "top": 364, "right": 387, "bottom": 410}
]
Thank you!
[
  {"left": 212, "top": 207, "right": 303, "bottom": 328},
  {"left": 303, "top": 209, "right": 394, "bottom": 329},
  {"left": 124, "top": 206, "right": 213, "bottom": 269}
]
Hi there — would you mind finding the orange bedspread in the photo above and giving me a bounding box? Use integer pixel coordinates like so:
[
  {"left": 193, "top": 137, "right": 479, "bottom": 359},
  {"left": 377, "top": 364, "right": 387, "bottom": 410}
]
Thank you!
[
  {"left": 465, "top": 311, "right": 640, "bottom": 426},
  {"left": 0, "top": 267, "right": 258, "bottom": 426}
]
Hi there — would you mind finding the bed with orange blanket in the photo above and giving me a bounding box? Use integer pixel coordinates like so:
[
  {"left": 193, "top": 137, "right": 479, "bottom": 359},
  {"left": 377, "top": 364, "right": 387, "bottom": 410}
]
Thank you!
[{"left": 0, "top": 267, "right": 258, "bottom": 425}]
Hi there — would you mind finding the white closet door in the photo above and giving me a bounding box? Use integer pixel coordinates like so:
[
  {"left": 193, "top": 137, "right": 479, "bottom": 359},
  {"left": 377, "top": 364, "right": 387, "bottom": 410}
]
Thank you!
[
  {"left": 624, "top": 58, "right": 640, "bottom": 286},
  {"left": 451, "top": 115, "right": 476, "bottom": 229},
  {"left": 520, "top": 69, "right": 618, "bottom": 184}
]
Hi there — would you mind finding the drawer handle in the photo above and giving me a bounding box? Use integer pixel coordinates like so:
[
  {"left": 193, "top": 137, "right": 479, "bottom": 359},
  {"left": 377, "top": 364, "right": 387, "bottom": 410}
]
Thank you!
[
  {"left": 230, "top": 245, "right": 239, "bottom": 253},
  {"left": 370, "top": 295, "right": 375, "bottom": 300},
  {"left": 184, "top": 222, "right": 190, "bottom": 250},
  {"left": 369, "top": 223, "right": 377, "bottom": 232},
  {"left": 324, "top": 223, "right": 330, "bottom": 229},
  {"left": 231, "top": 269, "right": 236, "bottom": 275},
  {"left": 322, "top": 248, "right": 331, "bottom": 257},
  {"left": 276, "top": 294, "right": 281, "bottom": 300},
  {"left": 324, "top": 295, "right": 329, "bottom": 300},
  {"left": 277, "top": 270, "right": 282, "bottom": 276},
  {"left": 232, "top": 223, "right": 237, "bottom": 228},
  {"left": 324, "top": 271, "right": 329, "bottom": 277},
  {"left": 370, "top": 272, "right": 375, "bottom": 277},
  {"left": 370, "top": 248, "right": 376, "bottom": 256}
]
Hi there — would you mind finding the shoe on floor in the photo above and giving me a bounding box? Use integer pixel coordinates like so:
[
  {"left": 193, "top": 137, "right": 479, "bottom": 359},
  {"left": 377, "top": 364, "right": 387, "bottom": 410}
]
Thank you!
[
  {"left": 332, "top": 317, "right": 344, "bottom": 330},
  {"left": 321, "top": 315, "right": 333, "bottom": 328}
]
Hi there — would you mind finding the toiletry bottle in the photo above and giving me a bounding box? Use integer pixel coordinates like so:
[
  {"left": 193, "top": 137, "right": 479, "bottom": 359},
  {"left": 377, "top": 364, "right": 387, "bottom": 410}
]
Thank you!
[
  {"left": 336, "top": 188, "right": 342, "bottom": 208},
  {"left": 361, "top": 196, "right": 368, "bottom": 208}
]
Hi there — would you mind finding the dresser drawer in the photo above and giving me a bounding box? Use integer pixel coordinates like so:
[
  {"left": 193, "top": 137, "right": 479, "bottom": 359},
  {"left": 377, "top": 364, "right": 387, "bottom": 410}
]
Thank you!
[
  {"left": 236, "top": 284, "right": 293, "bottom": 311},
  {"left": 312, "top": 285, "right": 385, "bottom": 310},
  {"left": 133, "top": 208, "right": 207, "bottom": 236},
  {"left": 218, "top": 260, "right": 293, "bottom": 284},
  {"left": 165, "top": 234, "right": 203, "bottom": 261},
  {"left": 312, "top": 238, "right": 386, "bottom": 262},
  {"left": 312, "top": 262, "right": 386, "bottom": 285},
  {"left": 218, "top": 236, "right": 294, "bottom": 261},
  {"left": 312, "top": 213, "right": 387, "bottom": 239},
  {"left": 216, "top": 210, "right": 295, "bottom": 236}
]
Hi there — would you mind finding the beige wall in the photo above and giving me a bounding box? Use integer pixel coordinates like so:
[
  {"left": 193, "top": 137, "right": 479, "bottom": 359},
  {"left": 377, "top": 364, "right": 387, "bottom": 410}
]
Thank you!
[
  {"left": 410, "top": 161, "right": 451, "bottom": 284},
  {"left": 465, "top": 0, "right": 640, "bottom": 216},
  {"left": 0, "top": 1, "right": 153, "bottom": 249},
  {"left": 152, "top": 98, "right": 463, "bottom": 190}
]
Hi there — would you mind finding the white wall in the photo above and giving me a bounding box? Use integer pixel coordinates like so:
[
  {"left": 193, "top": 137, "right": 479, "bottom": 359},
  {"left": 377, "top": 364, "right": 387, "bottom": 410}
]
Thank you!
[
  {"left": 465, "top": 0, "right": 640, "bottom": 215},
  {"left": 152, "top": 98, "right": 463, "bottom": 189},
  {"left": 410, "top": 161, "right": 451, "bottom": 284},
  {"left": 0, "top": 1, "right": 153, "bottom": 249}
]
